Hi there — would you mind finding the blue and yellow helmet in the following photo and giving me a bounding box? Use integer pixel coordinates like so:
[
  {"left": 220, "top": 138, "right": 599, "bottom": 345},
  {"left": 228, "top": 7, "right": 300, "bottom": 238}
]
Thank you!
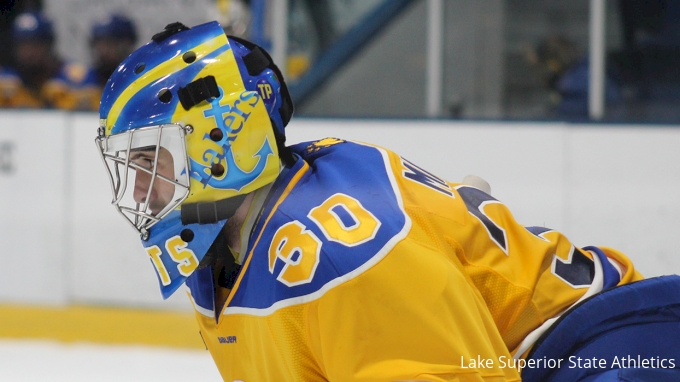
[{"left": 95, "top": 21, "right": 293, "bottom": 298}]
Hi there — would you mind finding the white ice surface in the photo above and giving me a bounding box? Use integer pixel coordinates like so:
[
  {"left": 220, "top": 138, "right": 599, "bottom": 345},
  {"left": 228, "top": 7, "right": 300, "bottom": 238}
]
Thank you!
[{"left": 0, "top": 339, "right": 222, "bottom": 381}]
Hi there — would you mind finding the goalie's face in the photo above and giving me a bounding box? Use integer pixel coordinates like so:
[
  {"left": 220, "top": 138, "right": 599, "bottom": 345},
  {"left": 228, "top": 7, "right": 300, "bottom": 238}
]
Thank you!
[
  {"left": 97, "top": 124, "right": 192, "bottom": 239},
  {"left": 130, "top": 147, "right": 175, "bottom": 215}
]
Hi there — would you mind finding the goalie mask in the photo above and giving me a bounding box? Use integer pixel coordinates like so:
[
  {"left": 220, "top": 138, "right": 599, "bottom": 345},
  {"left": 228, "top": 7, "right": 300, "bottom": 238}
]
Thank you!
[{"left": 95, "top": 21, "right": 293, "bottom": 298}]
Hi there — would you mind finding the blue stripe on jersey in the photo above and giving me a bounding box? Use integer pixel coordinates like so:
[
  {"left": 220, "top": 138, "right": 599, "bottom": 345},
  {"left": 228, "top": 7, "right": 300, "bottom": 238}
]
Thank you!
[
  {"left": 584, "top": 246, "right": 622, "bottom": 289},
  {"left": 525, "top": 226, "right": 553, "bottom": 237},
  {"left": 186, "top": 267, "right": 215, "bottom": 313}
]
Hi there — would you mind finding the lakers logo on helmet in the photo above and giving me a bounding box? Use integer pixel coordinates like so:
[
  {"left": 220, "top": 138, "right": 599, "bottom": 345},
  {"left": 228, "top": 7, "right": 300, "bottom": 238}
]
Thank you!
[{"left": 189, "top": 87, "right": 275, "bottom": 191}]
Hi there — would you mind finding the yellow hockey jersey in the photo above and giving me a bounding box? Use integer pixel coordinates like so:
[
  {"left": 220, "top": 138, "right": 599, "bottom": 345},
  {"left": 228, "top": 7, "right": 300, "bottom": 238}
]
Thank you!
[{"left": 185, "top": 138, "right": 642, "bottom": 381}]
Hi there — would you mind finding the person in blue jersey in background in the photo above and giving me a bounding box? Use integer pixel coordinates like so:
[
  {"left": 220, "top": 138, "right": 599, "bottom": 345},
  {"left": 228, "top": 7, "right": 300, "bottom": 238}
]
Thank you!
[
  {"left": 0, "top": 11, "right": 99, "bottom": 110},
  {"left": 89, "top": 13, "right": 138, "bottom": 88},
  {"left": 528, "top": 35, "right": 624, "bottom": 120}
]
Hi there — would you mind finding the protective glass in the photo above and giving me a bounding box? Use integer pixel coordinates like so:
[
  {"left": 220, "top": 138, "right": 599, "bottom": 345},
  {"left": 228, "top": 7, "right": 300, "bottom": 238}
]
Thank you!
[{"left": 96, "top": 124, "right": 191, "bottom": 238}]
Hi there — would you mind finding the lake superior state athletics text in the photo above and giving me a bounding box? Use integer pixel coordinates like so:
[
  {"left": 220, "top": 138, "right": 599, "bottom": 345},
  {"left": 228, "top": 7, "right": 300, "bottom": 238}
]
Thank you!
[{"left": 460, "top": 355, "right": 676, "bottom": 371}]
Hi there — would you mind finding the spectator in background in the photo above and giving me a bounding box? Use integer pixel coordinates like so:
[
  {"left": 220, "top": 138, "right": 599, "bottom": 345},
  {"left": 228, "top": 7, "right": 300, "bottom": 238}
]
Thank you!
[
  {"left": 0, "top": 11, "right": 99, "bottom": 110},
  {"left": 527, "top": 35, "right": 623, "bottom": 119},
  {"left": 90, "top": 13, "right": 138, "bottom": 87},
  {"left": 0, "top": 0, "right": 43, "bottom": 69}
]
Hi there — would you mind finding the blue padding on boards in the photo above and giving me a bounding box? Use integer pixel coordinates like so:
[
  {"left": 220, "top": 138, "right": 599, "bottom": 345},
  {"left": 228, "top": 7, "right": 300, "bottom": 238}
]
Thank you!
[{"left": 522, "top": 275, "right": 680, "bottom": 382}]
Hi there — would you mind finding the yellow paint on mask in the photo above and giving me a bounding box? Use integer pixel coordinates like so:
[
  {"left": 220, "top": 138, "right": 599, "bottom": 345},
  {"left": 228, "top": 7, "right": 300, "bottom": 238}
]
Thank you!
[{"left": 174, "top": 47, "right": 280, "bottom": 204}]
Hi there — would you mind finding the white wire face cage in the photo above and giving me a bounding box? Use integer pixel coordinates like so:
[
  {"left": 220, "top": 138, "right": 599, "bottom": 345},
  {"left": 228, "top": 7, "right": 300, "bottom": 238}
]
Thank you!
[{"left": 96, "top": 124, "right": 192, "bottom": 239}]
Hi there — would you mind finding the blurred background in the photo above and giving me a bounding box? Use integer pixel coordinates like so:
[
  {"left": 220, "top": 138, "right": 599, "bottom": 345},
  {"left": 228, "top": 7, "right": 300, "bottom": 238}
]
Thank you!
[
  {"left": 3, "top": 0, "right": 680, "bottom": 121},
  {"left": 1, "top": 0, "right": 680, "bottom": 380}
]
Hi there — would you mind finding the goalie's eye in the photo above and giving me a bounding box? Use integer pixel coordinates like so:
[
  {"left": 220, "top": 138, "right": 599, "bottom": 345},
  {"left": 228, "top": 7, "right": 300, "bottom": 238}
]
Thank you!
[{"left": 130, "top": 152, "right": 155, "bottom": 170}]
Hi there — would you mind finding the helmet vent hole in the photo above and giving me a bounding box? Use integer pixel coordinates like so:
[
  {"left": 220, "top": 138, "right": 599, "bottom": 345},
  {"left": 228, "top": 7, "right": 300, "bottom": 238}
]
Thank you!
[
  {"left": 180, "top": 229, "right": 194, "bottom": 242},
  {"left": 210, "top": 163, "right": 225, "bottom": 177},
  {"left": 182, "top": 51, "right": 196, "bottom": 64},
  {"left": 158, "top": 88, "right": 173, "bottom": 103},
  {"left": 134, "top": 63, "right": 146, "bottom": 74},
  {"left": 209, "top": 128, "right": 223, "bottom": 141}
]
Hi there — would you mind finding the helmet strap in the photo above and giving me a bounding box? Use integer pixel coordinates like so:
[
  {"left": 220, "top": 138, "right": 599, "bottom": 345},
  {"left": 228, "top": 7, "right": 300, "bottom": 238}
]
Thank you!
[
  {"left": 151, "top": 22, "right": 190, "bottom": 43},
  {"left": 273, "top": 121, "right": 295, "bottom": 166},
  {"left": 180, "top": 194, "right": 248, "bottom": 225},
  {"left": 177, "top": 75, "right": 220, "bottom": 110}
]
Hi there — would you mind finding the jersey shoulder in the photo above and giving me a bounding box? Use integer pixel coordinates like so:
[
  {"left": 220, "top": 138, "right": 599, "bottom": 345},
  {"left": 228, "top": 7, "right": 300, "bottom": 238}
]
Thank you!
[
  {"left": 290, "top": 137, "right": 386, "bottom": 168},
  {"left": 225, "top": 138, "right": 411, "bottom": 314}
]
